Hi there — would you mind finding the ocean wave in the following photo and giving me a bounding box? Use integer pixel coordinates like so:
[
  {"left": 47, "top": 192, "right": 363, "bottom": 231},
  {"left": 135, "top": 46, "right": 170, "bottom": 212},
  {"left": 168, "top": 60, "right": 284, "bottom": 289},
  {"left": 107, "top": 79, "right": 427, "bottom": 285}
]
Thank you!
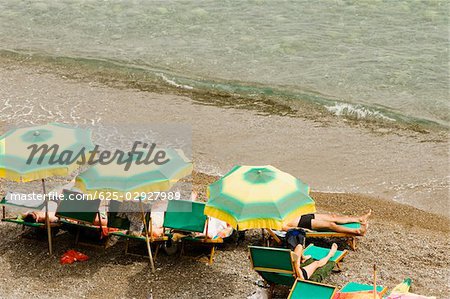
[
  {"left": 159, "top": 73, "right": 194, "bottom": 90},
  {"left": 2, "top": 49, "right": 447, "bottom": 132},
  {"left": 325, "top": 103, "right": 396, "bottom": 122}
]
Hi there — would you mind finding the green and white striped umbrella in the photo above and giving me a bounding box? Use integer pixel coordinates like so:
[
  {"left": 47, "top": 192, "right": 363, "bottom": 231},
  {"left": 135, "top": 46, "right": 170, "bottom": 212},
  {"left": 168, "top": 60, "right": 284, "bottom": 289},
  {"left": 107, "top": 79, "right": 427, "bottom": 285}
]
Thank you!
[
  {"left": 0, "top": 123, "right": 94, "bottom": 182},
  {"left": 75, "top": 148, "right": 193, "bottom": 198},
  {"left": 205, "top": 165, "right": 316, "bottom": 230}
]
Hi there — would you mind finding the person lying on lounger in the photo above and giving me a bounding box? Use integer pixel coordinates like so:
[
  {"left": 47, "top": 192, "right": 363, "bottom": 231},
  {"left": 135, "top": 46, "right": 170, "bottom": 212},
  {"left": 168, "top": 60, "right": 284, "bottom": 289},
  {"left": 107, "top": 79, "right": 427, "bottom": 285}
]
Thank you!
[
  {"left": 21, "top": 200, "right": 59, "bottom": 223},
  {"left": 22, "top": 210, "right": 59, "bottom": 223},
  {"left": 283, "top": 210, "right": 371, "bottom": 236},
  {"left": 293, "top": 243, "right": 338, "bottom": 280}
]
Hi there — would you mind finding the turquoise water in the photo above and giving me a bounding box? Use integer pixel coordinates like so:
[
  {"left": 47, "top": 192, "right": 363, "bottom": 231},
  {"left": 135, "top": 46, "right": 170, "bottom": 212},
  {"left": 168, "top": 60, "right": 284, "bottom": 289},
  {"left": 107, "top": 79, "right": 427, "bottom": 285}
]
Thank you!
[{"left": 0, "top": 0, "right": 448, "bottom": 126}]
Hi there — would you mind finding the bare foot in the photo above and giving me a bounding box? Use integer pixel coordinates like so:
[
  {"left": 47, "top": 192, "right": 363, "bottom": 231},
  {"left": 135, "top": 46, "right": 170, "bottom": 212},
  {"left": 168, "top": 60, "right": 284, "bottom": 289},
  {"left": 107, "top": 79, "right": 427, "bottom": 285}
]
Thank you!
[
  {"left": 358, "top": 223, "right": 368, "bottom": 236},
  {"left": 328, "top": 243, "right": 338, "bottom": 257},
  {"left": 359, "top": 209, "right": 372, "bottom": 224}
]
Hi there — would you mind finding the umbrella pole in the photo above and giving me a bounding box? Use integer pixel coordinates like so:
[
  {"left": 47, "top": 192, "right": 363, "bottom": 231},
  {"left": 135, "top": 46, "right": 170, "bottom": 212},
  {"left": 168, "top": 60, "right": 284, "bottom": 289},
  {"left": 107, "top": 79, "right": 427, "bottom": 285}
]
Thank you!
[
  {"left": 42, "top": 179, "right": 53, "bottom": 255},
  {"left": 139, "top": 197, "right": 155, "bottom": 273},
  {"left": 373, "top": 264, "right": 377, "bottom": 299}
]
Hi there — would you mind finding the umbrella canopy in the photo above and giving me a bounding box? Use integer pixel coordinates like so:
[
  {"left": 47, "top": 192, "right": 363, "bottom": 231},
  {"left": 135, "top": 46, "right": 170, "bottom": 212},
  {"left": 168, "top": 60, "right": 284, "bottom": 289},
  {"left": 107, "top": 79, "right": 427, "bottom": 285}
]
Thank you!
[
  {"left": 75, "top": 148, "right": 193, "bottom": 198},
  {"left": 0, "top": 123, "right": 94, "bottom": 182},
  {"left": 205, "top": 165, "right": 316, "bottom": 230}
]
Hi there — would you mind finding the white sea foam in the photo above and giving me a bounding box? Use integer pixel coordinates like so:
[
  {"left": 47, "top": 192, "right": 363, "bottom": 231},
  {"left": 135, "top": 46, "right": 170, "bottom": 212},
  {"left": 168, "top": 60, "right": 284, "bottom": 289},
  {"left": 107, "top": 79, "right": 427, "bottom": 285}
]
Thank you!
[
  {"left": 325, "top": 102, "right": 395, "bottom": 121},
  {"left": 159, "top": 74, "right": 194, "bottom": 90}
]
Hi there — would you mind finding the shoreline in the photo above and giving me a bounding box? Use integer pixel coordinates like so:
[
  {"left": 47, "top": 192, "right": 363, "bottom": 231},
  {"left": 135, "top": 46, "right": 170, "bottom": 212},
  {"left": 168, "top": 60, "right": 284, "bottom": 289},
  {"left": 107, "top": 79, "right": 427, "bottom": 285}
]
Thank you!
[
  {"left": 0, "top": 58, "right": 448, "bottom": 217},
  {"left": 1, "top": 50, "right": 448, "bottom": 134}
]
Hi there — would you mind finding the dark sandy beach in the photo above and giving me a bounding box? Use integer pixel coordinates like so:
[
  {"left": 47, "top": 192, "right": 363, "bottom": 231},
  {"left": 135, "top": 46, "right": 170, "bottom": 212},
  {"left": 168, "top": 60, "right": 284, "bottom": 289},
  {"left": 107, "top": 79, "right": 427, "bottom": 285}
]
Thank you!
[{"left": 0, "top": 171, "right": 448, "bottom": 298}]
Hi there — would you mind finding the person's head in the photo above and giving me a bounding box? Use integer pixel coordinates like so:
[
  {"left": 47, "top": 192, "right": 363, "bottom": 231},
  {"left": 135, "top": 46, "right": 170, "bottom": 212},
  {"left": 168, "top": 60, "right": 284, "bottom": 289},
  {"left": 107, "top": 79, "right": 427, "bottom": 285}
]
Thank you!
[{"left": 22, "top": 212, "right": 37, "bottom": 223}]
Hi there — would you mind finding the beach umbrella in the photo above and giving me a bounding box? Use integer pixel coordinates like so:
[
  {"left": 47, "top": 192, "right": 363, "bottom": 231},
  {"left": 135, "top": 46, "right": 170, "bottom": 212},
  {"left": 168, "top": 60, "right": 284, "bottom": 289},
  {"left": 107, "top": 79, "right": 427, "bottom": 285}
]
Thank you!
[
  {"left": 74, "top": 148, "right": 192, "bottom": 198},
  {"left": 0, "top": 123, "right": 94, "bottom": 254},
  {"left": 204, "top": 165, "right": 316, "bottom": 231},
  {"left": 74, "top": 148, "right": 193, "bottom": 272}
]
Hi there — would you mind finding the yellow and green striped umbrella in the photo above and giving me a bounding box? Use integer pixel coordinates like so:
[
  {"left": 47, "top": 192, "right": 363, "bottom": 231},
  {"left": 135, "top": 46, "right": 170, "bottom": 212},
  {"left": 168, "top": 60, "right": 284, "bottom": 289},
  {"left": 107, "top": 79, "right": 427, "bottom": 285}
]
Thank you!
[
  {"left": 205, "top": 165, "right": 316, "bottom": 230},
  {"left": 75, "top": 148, "right": 193, "bottom": 198},
  {"left": 0, "top": 123, "right": 94, "bottom": 182}
]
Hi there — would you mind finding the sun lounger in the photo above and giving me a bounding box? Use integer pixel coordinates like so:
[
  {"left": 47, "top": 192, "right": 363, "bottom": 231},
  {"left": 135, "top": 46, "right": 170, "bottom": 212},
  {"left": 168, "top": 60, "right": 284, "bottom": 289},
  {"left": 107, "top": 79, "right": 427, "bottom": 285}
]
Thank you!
[
  {"left": 107, "top": 200, "right": 169, "bottom": 260},
  {"left": 335, "top": 282, "right": 388, "bottom": 297},
  {"left": 288, "top": 279, "right": 337, "bottom": 299},
  {"left": 163, "top": 199, "right": 223, "bottom": 265},
  {"left": 305, "top": 222, "right": 361, "bottom": 250},
  {"left": 1, "top": 196, "right": 59, "bottom": 229},
  {"left": 55, "top": 190, "right": 105, "bottom": 248},
  {"left": 249, "top": 245, "right": 338, "bottom": 297}
]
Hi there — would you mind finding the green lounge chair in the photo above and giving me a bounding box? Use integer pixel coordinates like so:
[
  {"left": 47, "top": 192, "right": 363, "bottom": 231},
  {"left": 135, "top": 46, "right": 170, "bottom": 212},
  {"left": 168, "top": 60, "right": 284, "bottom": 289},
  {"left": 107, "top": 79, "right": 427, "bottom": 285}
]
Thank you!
[
  {"left": 249, "top": 245, "right": 339, "bottom": 297},
  {"left": 1, "top": 196, "right": 59, "bottom": 229},
  {"left": 55, "top": 190, "right": 105, "bottom": 248},
  {"left": 305, "top": 222, "right": 361, "bottom": 250},
  {"left": 163, "top": 200, "right": 223, "bottom": 265},
  {"left": 338, "top": 282, "right": 388, "bottom": 296},
  {"left": 107, "top": 200, "right": 169, "bottom": 260},
  {"left": 288, "top": 279, "right": 337, "bottom": 299}
]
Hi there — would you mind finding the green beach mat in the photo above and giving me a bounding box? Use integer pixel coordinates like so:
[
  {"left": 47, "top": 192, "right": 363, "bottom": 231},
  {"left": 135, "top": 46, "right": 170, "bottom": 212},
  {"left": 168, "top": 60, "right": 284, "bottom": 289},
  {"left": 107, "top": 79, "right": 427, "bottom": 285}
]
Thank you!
[
  {"left": 303, "top": 245, "right": 346, "bottom": 262},
  {"left": 311, "top": 222, "right": 360, "bottom": 234},
  {"left": 1, "top": 218, "right": 46, "bottom": 228},
  {"left": 340, "top": 282, "right": 384, "bottom": 293},
  {"left": 288, "top": 280, "right": 337, "bottom": 299},
  {"left": 109, "top": 231, "right": 146, "bottom": 241},
  {"left": 59, "top": 219, "right": 100, "bottom": 230}
]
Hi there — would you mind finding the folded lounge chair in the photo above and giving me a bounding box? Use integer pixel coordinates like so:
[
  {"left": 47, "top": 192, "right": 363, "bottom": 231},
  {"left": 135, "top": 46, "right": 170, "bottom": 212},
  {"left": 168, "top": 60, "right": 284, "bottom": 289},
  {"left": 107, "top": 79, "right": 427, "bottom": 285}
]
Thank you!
[
  {"left": 107, "top": 200, "right": 169, "bottom": 260},
  {"left": 163, "top": 199, "right": 223, "bottom": 265},
  {"left": 249, "top": 245, "right": 344, "bottom": 297},
  {"left": 288, "top": 279, "right": 337, "bottom": 299},
  {"left": 305, "top": 222, "right": 361, "bottom": 250},
  {"left": 334, "top": 282, "right": 388, "bottom": 298}
]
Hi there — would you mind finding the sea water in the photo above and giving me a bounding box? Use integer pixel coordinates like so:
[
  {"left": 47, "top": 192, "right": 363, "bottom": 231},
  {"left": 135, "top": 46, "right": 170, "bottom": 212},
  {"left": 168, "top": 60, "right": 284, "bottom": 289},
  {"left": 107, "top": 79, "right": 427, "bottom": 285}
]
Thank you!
[{"left": 0, "top": 0, "right": 448, "bottom": 127}]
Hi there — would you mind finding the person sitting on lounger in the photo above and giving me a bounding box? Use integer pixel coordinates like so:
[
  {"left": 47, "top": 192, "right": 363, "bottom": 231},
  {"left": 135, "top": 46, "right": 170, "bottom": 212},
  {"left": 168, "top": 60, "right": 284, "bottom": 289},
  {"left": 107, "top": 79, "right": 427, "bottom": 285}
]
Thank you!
[
  {"left": 283, "top": 210, "right": 371, "bottom": 236},
  {"left": 293, "top": 243, "right": 338, "bottom": 280}
]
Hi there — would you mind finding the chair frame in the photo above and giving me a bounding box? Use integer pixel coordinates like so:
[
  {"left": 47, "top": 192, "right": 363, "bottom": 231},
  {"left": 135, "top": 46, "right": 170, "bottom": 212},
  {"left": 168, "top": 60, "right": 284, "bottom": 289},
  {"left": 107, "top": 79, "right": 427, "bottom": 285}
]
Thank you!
[
  {"left": 178, "top": 217, "right": 224, "bottom": 265},
  {"left": 108, "top": 213, "right": 169, "bottom": 261}
]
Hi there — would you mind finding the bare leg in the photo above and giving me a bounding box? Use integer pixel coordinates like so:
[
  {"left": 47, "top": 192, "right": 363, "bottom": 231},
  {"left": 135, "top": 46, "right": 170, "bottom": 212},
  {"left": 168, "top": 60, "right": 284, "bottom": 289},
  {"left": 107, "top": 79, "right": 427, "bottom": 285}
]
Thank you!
[
  {"left": 302, "top": 243, "right": 338, "bottom": 279},
  {"left": 315, "top": 210, "right": 371, "bottom": 224},
  {"left": 311, "top": 219, "right": 367, "bottom": 236},
  {"left": 293, "top": 244, "right": 304, "bottom": 271}
]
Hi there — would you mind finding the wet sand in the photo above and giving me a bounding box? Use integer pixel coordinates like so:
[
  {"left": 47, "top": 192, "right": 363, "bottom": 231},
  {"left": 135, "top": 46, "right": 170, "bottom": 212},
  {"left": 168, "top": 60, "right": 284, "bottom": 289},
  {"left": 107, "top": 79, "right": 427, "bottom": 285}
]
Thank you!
[
  {"left": 0, "top": 57, "right": 448, "bottom": 217},
  {"left": 0, "top": 59, "right": 449, "bottom": 298}
]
